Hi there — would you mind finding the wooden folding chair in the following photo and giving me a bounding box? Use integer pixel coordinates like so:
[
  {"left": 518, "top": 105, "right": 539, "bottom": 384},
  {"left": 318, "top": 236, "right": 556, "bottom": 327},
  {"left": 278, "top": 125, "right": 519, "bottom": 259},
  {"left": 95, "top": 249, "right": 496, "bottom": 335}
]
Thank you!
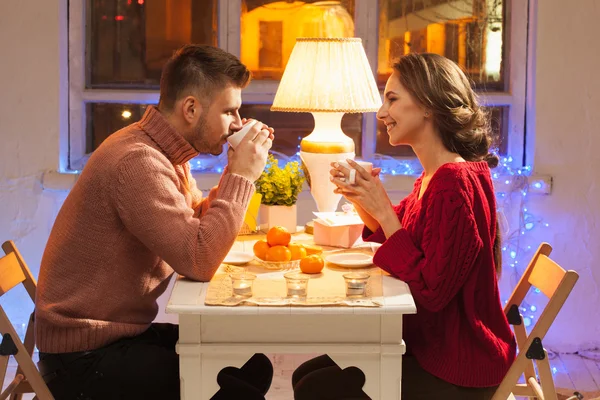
[
  {"left": 0, "top": 241, "right": 53, "bottom": 400},
  {"left": 492, "top": 243, "right": 579, "bottom": 400}
]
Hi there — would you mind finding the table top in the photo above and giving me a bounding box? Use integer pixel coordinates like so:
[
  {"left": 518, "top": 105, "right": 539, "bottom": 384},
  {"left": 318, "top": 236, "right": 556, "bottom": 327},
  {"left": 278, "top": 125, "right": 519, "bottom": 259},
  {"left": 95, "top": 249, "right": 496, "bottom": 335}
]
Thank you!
[{"left": 166, "top": 230, "right": 416, "bottom": 316}]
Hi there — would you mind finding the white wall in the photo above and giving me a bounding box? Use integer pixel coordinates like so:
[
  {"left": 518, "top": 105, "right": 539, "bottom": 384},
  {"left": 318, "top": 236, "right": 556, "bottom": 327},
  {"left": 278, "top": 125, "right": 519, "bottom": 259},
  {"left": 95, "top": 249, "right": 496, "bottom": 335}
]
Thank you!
[
  {"left": 0, "top": 0, "right": 598, "bottom": 350},
  {"left": 0, "top": 0, "right": 67, "bottom": 337},
  {"left": 525, "top": 0, "right": 600, "bottom": 350}
]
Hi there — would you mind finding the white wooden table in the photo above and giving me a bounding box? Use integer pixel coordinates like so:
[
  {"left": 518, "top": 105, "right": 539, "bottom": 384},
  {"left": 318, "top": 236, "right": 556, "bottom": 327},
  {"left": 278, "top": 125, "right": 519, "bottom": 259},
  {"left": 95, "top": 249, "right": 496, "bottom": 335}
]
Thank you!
[{"left": 166, "top": 232, "right": 416, "bottom": 400}]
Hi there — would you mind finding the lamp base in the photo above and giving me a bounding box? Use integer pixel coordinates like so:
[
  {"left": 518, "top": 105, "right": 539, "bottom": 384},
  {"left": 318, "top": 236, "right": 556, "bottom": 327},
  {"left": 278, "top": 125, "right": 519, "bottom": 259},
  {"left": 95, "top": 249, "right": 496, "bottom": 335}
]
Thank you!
[
  {"left": 300, "top": 150, "right": 354, "bottom": 212},
  {"left": 299, "top": 112, "right": 356, "bottom": 213}
]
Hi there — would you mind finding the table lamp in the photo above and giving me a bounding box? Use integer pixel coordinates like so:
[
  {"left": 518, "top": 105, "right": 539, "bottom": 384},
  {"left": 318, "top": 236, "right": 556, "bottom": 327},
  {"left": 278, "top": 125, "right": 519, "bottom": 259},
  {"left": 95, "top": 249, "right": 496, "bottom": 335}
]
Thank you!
[{"left": 271, "top": 37, "right": 382, "bottom": 212}]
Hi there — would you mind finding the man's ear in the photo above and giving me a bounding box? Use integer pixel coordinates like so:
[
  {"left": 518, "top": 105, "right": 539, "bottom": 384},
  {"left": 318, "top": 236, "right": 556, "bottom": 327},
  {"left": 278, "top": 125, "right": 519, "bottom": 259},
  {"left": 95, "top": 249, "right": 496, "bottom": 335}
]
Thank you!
[{"left": 181, "top": 96, "right": 202, "bottom": 124}]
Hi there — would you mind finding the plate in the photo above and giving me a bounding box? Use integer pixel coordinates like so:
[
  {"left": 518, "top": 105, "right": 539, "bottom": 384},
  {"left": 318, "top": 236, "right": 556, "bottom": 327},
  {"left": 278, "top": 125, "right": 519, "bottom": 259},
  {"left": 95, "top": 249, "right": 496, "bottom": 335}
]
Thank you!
[
  {"left": 325, "top": 252, "right": 374, "bottom": 268},
  {"left": 223, "top": 251, "right": 253, "bottom": 266}
]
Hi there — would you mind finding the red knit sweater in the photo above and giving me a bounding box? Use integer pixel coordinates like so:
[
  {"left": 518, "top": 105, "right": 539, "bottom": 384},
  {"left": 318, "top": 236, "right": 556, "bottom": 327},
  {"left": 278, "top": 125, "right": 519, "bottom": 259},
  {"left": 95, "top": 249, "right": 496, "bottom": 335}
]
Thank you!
[{"left": 364, "top": 162, "right": 516, "bottom": 387}]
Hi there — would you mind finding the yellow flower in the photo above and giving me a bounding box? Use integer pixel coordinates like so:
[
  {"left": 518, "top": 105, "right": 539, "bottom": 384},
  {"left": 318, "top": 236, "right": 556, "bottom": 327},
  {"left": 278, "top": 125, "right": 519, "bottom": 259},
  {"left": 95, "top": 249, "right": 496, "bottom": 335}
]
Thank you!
[{"left": 255, "top": 154, "right": 306, "bottom": 206}]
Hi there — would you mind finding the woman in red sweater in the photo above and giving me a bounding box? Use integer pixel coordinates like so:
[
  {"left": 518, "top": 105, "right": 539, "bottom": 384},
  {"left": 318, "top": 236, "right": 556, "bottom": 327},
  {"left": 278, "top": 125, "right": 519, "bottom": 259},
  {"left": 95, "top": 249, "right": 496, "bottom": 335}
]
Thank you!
[{"left": 330, "top": 53, "right": 516, "bottom": 399}]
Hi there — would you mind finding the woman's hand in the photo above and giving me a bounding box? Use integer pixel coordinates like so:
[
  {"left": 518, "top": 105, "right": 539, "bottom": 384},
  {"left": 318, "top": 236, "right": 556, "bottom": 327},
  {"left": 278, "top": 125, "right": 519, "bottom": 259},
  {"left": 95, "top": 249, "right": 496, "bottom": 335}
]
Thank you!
[
  {"left": 329, "top": 160, "right": 390, "bottom": 219},
  {"left": 330, "top": 159, "right": 401, "bottom": 238}
]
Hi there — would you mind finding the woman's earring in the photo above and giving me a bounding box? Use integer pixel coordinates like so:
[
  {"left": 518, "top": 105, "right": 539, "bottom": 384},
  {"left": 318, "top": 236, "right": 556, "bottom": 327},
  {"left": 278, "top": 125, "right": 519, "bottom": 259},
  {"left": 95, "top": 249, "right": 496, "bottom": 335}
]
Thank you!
[{"left": 424, "top": 111, "right": 430, "bottom": 117}]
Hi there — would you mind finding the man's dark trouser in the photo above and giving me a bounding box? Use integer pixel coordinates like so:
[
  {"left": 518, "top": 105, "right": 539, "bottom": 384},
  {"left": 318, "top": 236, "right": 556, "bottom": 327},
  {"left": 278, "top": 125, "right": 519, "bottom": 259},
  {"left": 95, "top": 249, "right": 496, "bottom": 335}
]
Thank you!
[{"left": 38, "top": 323, "right": 180, "bottom": 400}]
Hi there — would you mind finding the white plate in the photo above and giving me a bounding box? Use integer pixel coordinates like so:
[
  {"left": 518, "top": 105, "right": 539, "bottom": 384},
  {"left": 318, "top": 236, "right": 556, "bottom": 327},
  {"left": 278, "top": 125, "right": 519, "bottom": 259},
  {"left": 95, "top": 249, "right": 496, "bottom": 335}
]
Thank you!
[
  {"left": 223, "top": 251, "right": 253, "bottom": 266},
  {"left": 325, "top": 252, "right": 374, "bottom": 268}
]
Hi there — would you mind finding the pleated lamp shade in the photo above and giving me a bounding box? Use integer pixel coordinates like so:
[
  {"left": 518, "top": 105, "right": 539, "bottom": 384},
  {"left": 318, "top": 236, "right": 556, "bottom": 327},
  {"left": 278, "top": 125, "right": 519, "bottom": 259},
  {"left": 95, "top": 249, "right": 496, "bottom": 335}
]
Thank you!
[{"left": 271, "top": 38, "right": 382, "bottom": 113}]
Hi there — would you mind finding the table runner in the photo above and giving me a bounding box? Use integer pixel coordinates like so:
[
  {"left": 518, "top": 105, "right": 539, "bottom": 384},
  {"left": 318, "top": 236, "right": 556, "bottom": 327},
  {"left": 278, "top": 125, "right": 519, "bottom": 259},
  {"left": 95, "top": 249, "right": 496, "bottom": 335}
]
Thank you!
[{"left": 204, "top": 260, "right": 383, "bottom": 307}]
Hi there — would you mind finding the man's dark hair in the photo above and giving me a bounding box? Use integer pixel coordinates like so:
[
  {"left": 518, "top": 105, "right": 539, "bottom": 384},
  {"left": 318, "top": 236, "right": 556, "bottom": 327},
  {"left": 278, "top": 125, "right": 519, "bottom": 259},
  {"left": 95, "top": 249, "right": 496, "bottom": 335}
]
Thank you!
[{"left": 158, "top": 44, "right": 251, "bottom": 111}]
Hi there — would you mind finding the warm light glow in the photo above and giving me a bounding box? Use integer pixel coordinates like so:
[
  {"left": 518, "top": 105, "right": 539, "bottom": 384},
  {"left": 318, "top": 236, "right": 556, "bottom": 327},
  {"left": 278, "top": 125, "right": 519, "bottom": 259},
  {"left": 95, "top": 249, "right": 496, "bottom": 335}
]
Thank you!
[
  {"left": 485, "top": 25, "right": 503, "bottom": 81},
  {"left": 121, "top": 110, "right": 132, "bottom": 119},
  {"left": 240, "top": 1, "right": 354, "bottom": 79},
  {"left": 301, "top": 113, "right": 353, "bottom": 145},
  {"left": 272, "top": 38, "right": 381, "bottom": 113},
  {"left": 138, "top": 0, "right": 144, "bottom": 4}
]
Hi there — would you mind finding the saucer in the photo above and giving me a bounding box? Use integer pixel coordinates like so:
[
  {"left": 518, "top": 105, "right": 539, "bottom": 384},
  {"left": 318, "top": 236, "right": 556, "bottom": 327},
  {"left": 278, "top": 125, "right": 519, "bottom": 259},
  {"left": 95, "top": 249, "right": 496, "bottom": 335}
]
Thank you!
[
  {"left": 325, "top": 253, "right": 374, "bottom": 268},
  {"left": 223, "top": 251, "right": 254, "bottom": 266}
]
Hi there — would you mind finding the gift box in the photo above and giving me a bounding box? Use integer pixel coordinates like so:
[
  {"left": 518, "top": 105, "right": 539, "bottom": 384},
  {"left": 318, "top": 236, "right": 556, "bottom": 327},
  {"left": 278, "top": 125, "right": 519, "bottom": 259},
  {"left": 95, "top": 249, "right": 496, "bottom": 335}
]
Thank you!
[{"left": 312, "top": 212, "right": 364, "bottom": 248}]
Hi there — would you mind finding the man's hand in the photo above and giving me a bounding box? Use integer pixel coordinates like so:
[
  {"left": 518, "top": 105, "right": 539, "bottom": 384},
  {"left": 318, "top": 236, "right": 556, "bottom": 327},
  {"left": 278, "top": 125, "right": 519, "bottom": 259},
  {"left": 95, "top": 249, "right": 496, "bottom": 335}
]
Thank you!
[{"left": 227, "top": 121, "right": 273, "bottom": 182}]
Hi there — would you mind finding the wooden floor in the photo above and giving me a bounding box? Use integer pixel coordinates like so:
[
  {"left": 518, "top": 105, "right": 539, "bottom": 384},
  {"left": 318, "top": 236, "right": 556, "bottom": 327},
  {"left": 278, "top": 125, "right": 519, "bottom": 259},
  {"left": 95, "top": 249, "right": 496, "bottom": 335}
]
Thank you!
[
  {"left": 542, "top": 350, "right": 600, "bottom": 400},
  {"left": 4, "top": 351, "right": 600, "bottom": 399}
]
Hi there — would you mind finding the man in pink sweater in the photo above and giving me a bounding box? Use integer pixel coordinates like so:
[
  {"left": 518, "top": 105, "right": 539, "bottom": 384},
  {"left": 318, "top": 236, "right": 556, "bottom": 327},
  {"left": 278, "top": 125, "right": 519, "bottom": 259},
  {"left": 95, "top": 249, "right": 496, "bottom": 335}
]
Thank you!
[{"left": 35, "top": 45, "right": 272, "bottom": 399}]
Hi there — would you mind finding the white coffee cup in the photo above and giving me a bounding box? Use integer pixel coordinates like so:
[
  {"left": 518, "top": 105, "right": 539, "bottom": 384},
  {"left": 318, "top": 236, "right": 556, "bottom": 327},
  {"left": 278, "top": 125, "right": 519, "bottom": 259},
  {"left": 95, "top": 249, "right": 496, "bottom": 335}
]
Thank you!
[
  {"left": 337, "top": 159, "right": 373, "bottom": 174},
  {"left": 336, "top": 159, "right": 373, "bottom": 184},
  {"left": 227, "top": 120, "right": 258, "bottom": 149}
]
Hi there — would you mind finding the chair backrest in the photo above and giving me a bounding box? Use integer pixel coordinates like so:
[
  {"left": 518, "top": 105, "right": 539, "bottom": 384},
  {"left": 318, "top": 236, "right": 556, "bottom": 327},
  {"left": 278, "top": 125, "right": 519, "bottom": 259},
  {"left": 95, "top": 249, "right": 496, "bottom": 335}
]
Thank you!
[
  {"left": 492, "top": 243, "right": 579, "bottom": 400},
  {"left": 0, "top": 240, "right": 53, "bottom": 400}
]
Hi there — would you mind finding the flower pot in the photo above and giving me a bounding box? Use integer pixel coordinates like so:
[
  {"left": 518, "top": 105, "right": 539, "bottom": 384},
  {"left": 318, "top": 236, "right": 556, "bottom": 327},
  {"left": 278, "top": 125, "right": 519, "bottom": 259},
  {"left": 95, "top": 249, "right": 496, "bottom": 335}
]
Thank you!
[{"left": 259, "top": 204, "right": 297, "bottom": 233}]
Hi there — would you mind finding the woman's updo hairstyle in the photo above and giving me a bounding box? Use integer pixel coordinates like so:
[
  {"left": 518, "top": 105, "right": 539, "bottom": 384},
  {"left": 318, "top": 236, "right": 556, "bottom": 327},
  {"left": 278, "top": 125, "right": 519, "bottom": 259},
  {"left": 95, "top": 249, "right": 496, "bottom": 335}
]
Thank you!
[{"left": 393, "top": 53, "right": 499, "bottom": 168}]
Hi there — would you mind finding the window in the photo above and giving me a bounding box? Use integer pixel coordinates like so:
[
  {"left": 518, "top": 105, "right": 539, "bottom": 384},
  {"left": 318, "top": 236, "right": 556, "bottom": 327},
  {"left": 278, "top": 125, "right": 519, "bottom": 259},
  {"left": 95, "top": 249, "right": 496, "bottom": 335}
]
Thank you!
[
  {"left": 68, "top": 0, "right": 528, "bottom": 172},
  {"left": 88, "top": 0, "right": 217, "bottom": 89},
  {"left": 376, "top": 0, "right": 514, "bottom": 159},
  {"left": 378, "top": 0, "right": 506, "bottom": 89},
  {"left": 240, "top": 0, "right": 355, "bottom": 80}
]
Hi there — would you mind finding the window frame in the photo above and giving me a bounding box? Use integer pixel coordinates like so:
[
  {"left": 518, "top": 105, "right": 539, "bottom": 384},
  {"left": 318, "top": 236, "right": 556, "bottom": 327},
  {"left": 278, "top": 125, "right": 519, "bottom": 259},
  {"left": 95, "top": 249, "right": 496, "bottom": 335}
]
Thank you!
[{"left": 67, "top": 0, "right": 529, "bottom": 173}]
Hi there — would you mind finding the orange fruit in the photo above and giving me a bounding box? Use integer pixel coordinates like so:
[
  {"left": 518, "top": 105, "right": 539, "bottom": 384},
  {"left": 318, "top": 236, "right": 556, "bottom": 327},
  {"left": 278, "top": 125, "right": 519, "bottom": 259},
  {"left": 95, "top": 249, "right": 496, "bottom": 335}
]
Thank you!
[
  {"left": 287, "top": 243, "right": 307, "bottom": 261},
  {"left": 253, "top": 240, "right": 270, "bottom": 261},
  {"left": 266, "top": 245, "right": 292, "bottom": 262},
  {"left": 266, "top": 226, "right": 291, "bottom": 247},
  {"left": 300, "top": 254, "right": 325, "bottom": 274},
  {"left": 301, "top": 243, "right": 323, "bottom": 256}
]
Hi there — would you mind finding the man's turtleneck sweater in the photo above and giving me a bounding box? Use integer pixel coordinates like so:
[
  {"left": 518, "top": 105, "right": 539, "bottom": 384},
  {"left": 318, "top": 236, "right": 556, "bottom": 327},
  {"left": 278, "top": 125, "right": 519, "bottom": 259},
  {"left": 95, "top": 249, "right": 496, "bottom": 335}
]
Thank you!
[{"left": 35, "top": 106, "right": 254, "bottom": 353}]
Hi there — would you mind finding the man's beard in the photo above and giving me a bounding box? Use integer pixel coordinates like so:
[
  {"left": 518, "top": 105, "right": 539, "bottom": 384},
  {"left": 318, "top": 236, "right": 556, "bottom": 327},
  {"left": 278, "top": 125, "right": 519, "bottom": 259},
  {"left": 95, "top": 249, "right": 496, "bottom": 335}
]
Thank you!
[{"left": 192, "top": 116, "right": 225, "bottom": 156}]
